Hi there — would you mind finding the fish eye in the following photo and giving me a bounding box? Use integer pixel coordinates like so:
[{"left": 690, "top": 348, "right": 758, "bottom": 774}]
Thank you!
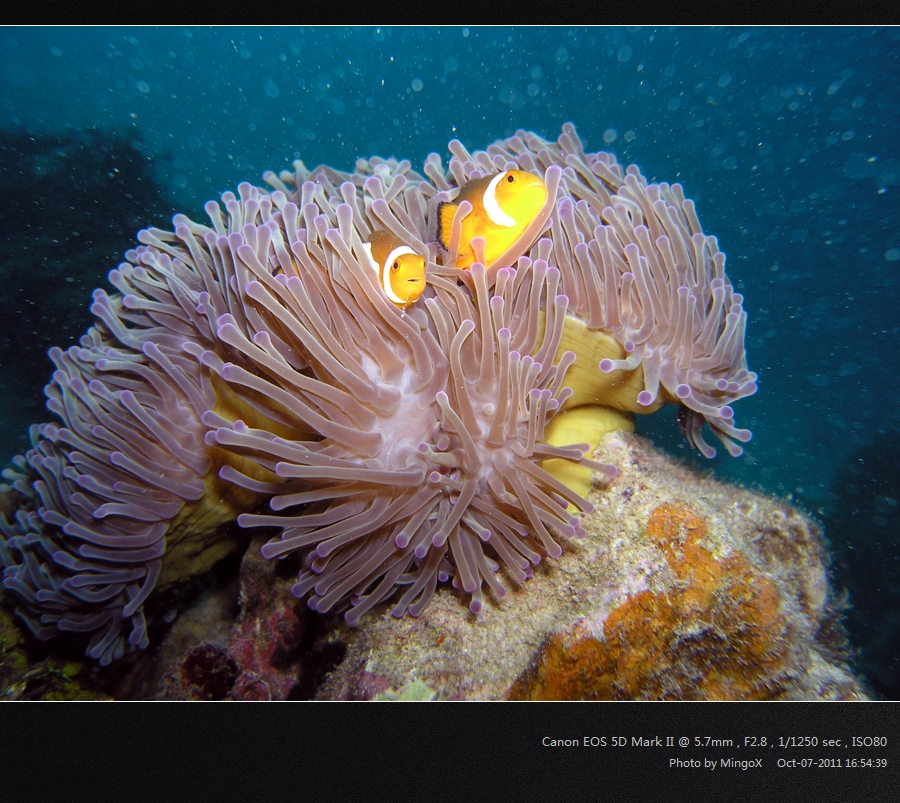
[
  {"left": 506, "top": 173, "right": 515, "bottom": 183},
  {"left": 392, "top": 261, "right": 400, "bottom": 271}
]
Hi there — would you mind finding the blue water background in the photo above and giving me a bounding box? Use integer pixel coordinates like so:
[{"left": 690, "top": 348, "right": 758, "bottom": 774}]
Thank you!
[{"left": 1, "top": 26, "right": 898, "bottom": 690}]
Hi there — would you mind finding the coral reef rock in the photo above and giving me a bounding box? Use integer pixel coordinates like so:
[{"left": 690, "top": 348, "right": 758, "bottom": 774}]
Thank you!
[
  {"left": 158, "top": 542, "right": 310, "bottom": 700},
  {"left": 313, "top": 432, "right": 866, "bottom": 701}
]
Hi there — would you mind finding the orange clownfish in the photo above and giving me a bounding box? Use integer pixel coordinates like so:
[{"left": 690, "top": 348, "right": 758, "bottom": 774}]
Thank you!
[
  {"left": 436, "top": 170, "right": 547, "bottom": 269},
  {"left": 361, "top": 229, "right": 427, "bottom": 308}
]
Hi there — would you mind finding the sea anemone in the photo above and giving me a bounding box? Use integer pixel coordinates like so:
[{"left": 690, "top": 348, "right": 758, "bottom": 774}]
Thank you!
[
  {"left": 0, "top": 125, "right": 756, "bottom": 663},
  {"left": 0, "top": 213, "right": 257, "bottom": 663},
  {"left": 439, "top": 125, "right": 756, "bottom": 458}
]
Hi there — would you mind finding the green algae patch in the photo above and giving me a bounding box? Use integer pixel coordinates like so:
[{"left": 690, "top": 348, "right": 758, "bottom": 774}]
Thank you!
[
  {"left": 373, "top": 680, "right": 436, "bottom": 701},
  {"left": 0, "top": 600, "right": 109, "bottom": 700}
]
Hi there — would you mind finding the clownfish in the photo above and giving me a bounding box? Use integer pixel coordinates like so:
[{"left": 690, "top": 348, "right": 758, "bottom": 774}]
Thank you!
[
  {"left": 436, "top": 170, "right": 547, "bottom": 269},
  {"left": 361, "top": 229, "right": 427, "bottom": 308}
]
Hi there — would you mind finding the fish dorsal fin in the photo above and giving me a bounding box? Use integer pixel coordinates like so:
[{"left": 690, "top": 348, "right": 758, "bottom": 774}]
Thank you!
[
  {"left": 455, "top": 174, "right": 491, "bottom": 205},
  {"left": 436, "top": 201, "right": 458, "bottom": 251},
  {"left": 366, "top": 229, "right": 395, "bottom": 268}
]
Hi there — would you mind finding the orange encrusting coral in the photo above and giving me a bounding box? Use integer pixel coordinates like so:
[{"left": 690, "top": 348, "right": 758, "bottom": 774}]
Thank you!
[{"left": 508, "top": 502, "right": 794, "bottom": 700}]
